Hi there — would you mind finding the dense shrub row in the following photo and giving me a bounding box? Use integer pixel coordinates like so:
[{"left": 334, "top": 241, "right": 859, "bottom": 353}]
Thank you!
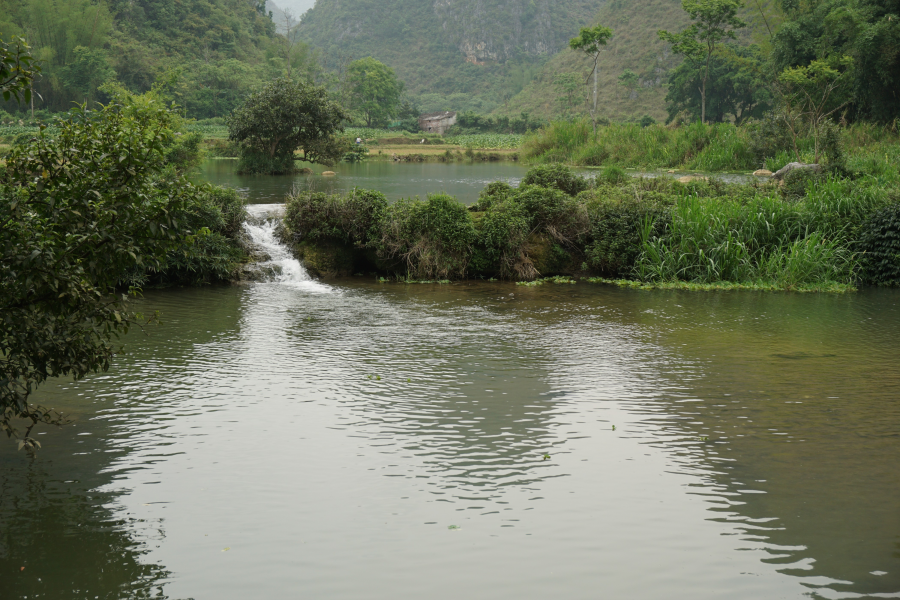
[{"left": 283, "top": 165, "right": 900, "bottom": 289}]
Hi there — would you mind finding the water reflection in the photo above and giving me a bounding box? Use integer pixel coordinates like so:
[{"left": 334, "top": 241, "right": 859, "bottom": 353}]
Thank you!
[
  {"left": 1, "top": 282, "right": 898, "bottom": 599},
  {"left": 196, "top": 160, "right": 528, "bottom": 204}
]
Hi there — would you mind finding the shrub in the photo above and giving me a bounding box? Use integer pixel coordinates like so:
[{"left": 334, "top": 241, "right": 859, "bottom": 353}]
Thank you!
[
  {"left": 284, "top": 188, "right": 388, "bottom": 247},
  {"left": 584, "top": 197, "right": 670, "bottom": 277},
  {"left": 599, "top": 165, "right": 628, "bottom": 185},
  {"left": 522, "top": 164, "right": 590, "bottom": 196},
  {"left": 857, "top": 203, "right": 900, "bottom": 285},
  {"left": 237, "top": 149, "right": 297, "bottom": 175},
  {"left": 747, "top": 112, "right": 794, "bottom": 166},
  {"left": 476, "top": 181, "right": 513, "bottom": 211},
  {"left": 475, "top": 200, "right": 532, "bottom": 278},
  {"left": 511, "top": 184, "right": 590, "bottom": 244},
  {"left": 377, "top": 193, "right": 476, "bottom": 279}
]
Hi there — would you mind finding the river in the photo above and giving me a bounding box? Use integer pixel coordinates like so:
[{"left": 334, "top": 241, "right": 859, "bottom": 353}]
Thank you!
[{"left": 1, "top": 164, "right": 898, "bottom": 599}]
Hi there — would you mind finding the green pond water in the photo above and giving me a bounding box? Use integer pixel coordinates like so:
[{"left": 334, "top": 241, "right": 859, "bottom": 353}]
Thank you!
[
  {"left": 196, "top": 159, "right": 529, "bottom": 204},
  {"left": 195, "top": 159, "right": 757, "bottom": 205},
  {"left": 1, "top": 166, "right": 898, "bottom": 599}
]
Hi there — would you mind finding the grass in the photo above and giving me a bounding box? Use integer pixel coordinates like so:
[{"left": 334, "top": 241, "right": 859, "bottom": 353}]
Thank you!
[
  {"left": 523, "top": 120, "right": 758, "bottom": 169},
  {"left": 521, "top": 119, "right": 900, "bottom": 181},
  {"left": 584, "top": 277, "right": 856, "bottom": 293}
]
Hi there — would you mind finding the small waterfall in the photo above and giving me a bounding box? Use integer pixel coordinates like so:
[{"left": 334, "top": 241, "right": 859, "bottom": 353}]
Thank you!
[{"left": 242, "top": 204, "right": 330, "bottom": 292}]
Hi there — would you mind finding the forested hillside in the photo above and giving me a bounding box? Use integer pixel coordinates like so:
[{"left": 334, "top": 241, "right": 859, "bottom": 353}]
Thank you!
[
  {"left": 294, "top": 0, "right": 605, "bottom": 114},
  {"left": 501, "top": 0, "right": 692, "bottom": 122},
  {"left": 0, "top": 0, "right": 307, "bottom": 119}
]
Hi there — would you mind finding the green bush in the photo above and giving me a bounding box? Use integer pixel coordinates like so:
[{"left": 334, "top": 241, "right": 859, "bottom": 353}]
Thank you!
[
  {"left": 284, "top": 188, "right": 388, "bottom": 247},
  {"left": 584, "top": 197, "right": 670, "bottom": 277},
  {"left": 857, "top": 203, "right": 900, "bottom": 285},
  {"left": 474, "top": 200, "right": 531, "bottom": 278},
  {"left": 377, "top": 193, "right": 476, "bottom": 279},
  {"left": 475, "top": 181, "right": 513, "bottom": 211},
  {"left": 522, "top": 164, "right": 589, "bottom": 196},
  {"left": 150, "top": 185, "right": 248, "bottom": 285},
  {"left": 511, "top": 184, "right": 590, "bottom": 245},
  {"left": 599, "top": 165, "right": 628, "bottom": 185}
]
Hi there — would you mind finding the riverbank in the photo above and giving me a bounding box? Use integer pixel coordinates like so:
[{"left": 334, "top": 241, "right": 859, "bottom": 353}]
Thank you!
[
  {"left": 278, "top": 164, "right": 900, "bottom": 291},
  {"left": 522, "top": 119, "right": 900, "bottom": 176}
]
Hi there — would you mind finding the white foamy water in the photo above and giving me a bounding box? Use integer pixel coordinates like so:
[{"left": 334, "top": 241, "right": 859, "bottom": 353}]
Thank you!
[
  {"left": 242, "top": 205, "right": 332, "bottom": 293},
  {"left": 245, "top": 203, "right": 286, "bottom": 219}
]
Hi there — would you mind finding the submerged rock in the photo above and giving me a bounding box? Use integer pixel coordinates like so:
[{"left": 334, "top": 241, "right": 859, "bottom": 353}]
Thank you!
[
  {"left": 772, "top": 162, "right": 821, "bottom": 181},
  {"left": 753, "top": 169, "right": 773, "bottom": 176},
  {"left": 677, "top": 175, "right": 707, "bottom": 183}
]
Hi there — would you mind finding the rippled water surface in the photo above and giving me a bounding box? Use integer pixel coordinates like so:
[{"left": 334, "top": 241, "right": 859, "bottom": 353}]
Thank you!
[{"left": 2, "top": 274, "right": 899, "bottom": 599}]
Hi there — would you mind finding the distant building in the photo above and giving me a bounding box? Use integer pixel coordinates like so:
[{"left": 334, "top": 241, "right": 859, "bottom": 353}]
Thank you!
[{"left": 418, "top": 111, "right": 457, "bottom": 134}]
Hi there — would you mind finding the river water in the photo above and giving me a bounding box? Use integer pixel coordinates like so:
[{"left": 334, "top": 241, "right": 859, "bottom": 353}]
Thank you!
[
  {"left": 196, "top": 159, "right": 757, "bottom": 205},
  {"left": 2, "top": 169, "right": 899, "bottom": 600}
]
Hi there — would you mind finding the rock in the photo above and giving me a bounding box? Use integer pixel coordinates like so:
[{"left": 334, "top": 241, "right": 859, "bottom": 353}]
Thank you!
[
  {"left": 677, "top": 175, "right": 707, "bottom": 183},
  {"left": 772, "top": 162, "right": 821, "bottom": 181},
  {"left": 293, "top": 241, "right": 354, "bottom": 277},
  {"left": 753, "top": 169, "right": 773, "bottom": 176},
  {"left": 321, "top": 170, "right": 336, "bottom": 176},
  {"left": 667, "top": 169, "right": 676, "bottom": 174}
]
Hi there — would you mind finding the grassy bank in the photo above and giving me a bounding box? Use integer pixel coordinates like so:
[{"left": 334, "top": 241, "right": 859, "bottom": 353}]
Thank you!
[
  {"left": 279, "top": 164, "right": 900, "bottom": 291},
  {"left": 522, "top": 120, "right": 900, "bottom": 175}
]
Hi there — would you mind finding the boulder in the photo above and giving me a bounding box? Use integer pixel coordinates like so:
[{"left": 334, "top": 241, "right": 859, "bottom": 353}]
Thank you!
[
  {"left": 753, "top": 169, "right": 773, "bottom": 176},
  {"left": 772, "top": 162, "right": 821, "bottom": 181},
  {"left": 677, "top": 175, "right": 707, "bottom": 183},
  {"left": 321, "top": 170, "right": 336, "bottom": 176}
]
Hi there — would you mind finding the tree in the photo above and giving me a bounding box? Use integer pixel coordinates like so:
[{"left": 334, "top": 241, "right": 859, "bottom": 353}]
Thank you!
[
  {"left": 569, "top": 24, "right": 614, "bottom": 132},
  {"left": 664, "top": 45, "right": 772, "bottom": 123},
  {"left": 1, "top": 36, "right": 38, "bottom": 104},
  {"left": 777, "top": 55, "right": 854, "bottom": 163},
  {"left": 227, "top": 77, "right": 348, "bottom": 174},
  {"left": 658, "top": 0, "right": 746, "bottom": 124},
  {"left": 770, "top": 0, "right": 900, "bottom": 123},
  {"left": 618, "top": 69, "right": 639, "bottom": 100},
  {"left": 346, "top": 57, "right": 403, "bottom": 127},
  {"left": 554, "top": 72, "right": 582, "bottom": 118},
  {"left": 1, "top": 99, "right": 201, "bottom": 453}
]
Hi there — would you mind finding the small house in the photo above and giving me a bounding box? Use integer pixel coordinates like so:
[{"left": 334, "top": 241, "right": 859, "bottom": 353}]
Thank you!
[{"left": 418, "top": 111, "right": 457, "bottom": 134}]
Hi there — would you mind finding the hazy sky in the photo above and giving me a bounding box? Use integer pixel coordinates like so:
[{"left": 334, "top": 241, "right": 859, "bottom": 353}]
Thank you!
[{"left": 273, "top": 0, "right": 317, "bottom": 18}]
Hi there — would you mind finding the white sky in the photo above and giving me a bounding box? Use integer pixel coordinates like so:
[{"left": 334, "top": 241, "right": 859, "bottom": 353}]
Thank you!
[{"left": 272, "top": 0, "right": 317, "bottom": 18}]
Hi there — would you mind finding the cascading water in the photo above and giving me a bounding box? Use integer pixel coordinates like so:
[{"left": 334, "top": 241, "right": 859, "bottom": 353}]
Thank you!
[{"left": 242, "top": 204, "right": 331, "bottom": 292}]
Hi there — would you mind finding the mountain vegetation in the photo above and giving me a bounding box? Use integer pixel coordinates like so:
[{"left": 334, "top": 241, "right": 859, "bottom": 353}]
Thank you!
[
  {"left": 294, "top": 0, "right": 605, "bottom": 115},
  {"left": 0, "top": 0, "right": 301, "bottom": 119}
]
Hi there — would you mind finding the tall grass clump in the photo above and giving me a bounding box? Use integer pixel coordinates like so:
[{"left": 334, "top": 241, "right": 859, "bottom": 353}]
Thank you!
[
  {"left": 635, "top": 184, "right": 867, "bottom": 288},
  {"left": 522, "top": 120, "right": 755, "bottom": 170}
]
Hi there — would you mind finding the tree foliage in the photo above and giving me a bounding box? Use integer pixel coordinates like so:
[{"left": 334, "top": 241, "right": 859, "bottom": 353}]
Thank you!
[
  {"left": 227, "top": 77, "right": 347, "bottom": 174},
  {"left": 665, "top": 45, "right": 772, "bottom": 123},
  {"left": 0, "top": 99, "right": 201, "bottom": 452},
  {"left": 0, "top": 36, "right": 39, "bottom": 104},
  {"left": 569, "top": 24, "right": 614, "bottom": 131},
  {"left": 659, "top": 0, "right": 746, "bottom": 124},
  {"left": 771, "top": 0, "right": 900, "bottom": 123},
  {"left": 346, "top": 57, "right": 403, "bottom": 127}
]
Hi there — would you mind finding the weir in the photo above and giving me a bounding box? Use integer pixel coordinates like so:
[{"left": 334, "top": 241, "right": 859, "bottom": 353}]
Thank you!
[{"left": 242, "top": 204, "right": 326, "bottom": 289}]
